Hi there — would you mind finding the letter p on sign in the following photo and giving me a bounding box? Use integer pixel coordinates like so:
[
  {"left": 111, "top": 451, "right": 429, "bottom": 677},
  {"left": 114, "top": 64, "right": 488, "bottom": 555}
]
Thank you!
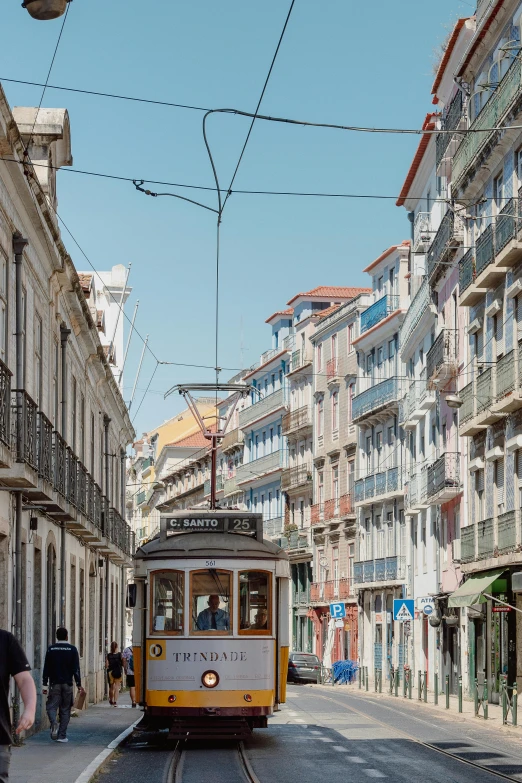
[{"left": 330, "top": 602, "right": 346, "bottom": 619}]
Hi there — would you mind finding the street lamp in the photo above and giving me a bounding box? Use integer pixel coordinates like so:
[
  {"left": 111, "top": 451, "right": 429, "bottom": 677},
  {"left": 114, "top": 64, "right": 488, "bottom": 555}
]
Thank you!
[{"left": 22, "top": 0, "right": 68, "bottom": 20}]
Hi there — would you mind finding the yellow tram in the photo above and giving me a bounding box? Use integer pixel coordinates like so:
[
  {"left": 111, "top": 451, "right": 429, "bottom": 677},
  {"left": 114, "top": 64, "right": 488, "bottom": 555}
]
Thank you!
[{"left": 128, "top": 510, "right": 290, "bottom": 738}]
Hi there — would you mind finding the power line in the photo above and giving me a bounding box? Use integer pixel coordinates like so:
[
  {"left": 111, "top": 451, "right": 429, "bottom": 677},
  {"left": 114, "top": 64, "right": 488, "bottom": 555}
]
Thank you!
[{"left": 221, "top": 0, "right": 296, "bottom": 213}]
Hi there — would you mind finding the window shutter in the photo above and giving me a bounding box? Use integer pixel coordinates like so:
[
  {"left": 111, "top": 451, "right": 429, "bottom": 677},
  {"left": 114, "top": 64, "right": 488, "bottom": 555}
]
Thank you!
[
  {"left": 495, "top": 314, "right": 504, "bottom": 357},
  {"left": 496, "top": 458, "right": 504, "bottom": 505},
  {"left": 476, "top": 329, "right": 484, "bottom": 361},
  {"left": 517, "top": 296, "right": 522, "bottom": 340},
  {"left": 518, "top": 450, "right": 522, "bottom": 482},
  {"left": 477, "top": 469, "right": 485, "bottom": 492}
]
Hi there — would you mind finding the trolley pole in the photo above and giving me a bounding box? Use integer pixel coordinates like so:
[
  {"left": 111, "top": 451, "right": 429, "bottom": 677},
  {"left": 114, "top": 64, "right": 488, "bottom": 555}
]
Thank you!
[{"left": 210, "top": 434, "right": 218, "bottom": 510}]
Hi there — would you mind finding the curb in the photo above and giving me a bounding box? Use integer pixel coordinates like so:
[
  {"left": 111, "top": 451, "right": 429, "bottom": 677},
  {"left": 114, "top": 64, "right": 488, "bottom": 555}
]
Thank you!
[{"left": 72, "top": 718, "right": 140, "bottom": 783}]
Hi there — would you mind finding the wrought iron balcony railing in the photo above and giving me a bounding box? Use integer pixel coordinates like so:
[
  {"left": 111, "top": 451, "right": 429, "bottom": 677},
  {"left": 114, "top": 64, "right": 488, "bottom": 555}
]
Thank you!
[
  {"left": 426, "top": 328, "right": 457, "bottom": 384},
  {"left": 0, "top": 360, "right": 11, "bottom": 449},
  {"left": 291, "top": 349, "right": 312, "bottom": 372},
  {"left": 352, "top": 377, "right": 401, "bottom": 422},
  {"left": 281, "top": 463, "right": 312, "bottom": 491},
  {"left": 400, "top": 278, "right": 430, "bottom": 350},
  {"left": 460, "top": 524, "right": 475, "bottom": 563},
  {"left": 353, "top": 556, "right": 405, "bottom": 584},
  {"left": 204, "top": 474, "right": 224, "bottom": 496},
  {"left": 459, "top": 248, "right": 475, "bottom": 293},
  {"left": 282, "top": 405, "right": 312, "bottom": 435},
  {"left": 326, "top": 357, "right": 339, "bottom": 380},
  {"left": 413, "top": 212, "right": 435, "bottom": 253},
  {"left": 426, "top": 452, "right": 460, "bottom": 501},
  {"left": 235, "top": 449, "right": 286, "bottom": 484},
  {"left": 436, "top": 89, "right": 464, "bottom": 168},
  {"left": 477, "top": 516, "right": 495, "bottom": 560},
  {"left": 37, "top": 412, "right": 53, "bottom": 484},
  {"left": 496, "top": 349, "right": 516, "bottom": 400},
  {"left": 498, "top": 509, "right": 517, "bottom": 554},
  {"left": 427, "top": 210, "right": 463, "bottom": 282},
  {"left": 453, "top": 52, "right": 522, "bottom": 189},
  {"left": 360, "top": 294, "right": 400, "bottom": 334},
  {"left": 355, "top": 466, "right": 403, "bottom": 503},
  {"left": 12, "top": 390, "right": 38, "bottom": 469},
  {"left": 223, "top": 474, "right": 240, "bottom": 496},
  {"left": 263, "top": 517, "right": 283, "bottom": 537},
  {"left": 238, "top": 387, "right": 286, "bottom": 429}
]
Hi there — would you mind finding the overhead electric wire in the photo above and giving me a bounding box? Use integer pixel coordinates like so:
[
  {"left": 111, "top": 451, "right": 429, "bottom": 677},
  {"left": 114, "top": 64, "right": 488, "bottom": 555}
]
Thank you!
[
  {"left": 221, "top": 0, "right": 296, "bottom": 212},
  {"left": 132, "top": 362, "right": 159, "bottom": 423}
]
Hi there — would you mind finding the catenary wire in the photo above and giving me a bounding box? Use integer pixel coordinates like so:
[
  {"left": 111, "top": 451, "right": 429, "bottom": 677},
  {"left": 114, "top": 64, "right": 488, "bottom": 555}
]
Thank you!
[
  {"left": 221, "top": 0, "right": 296, "bottom": 213},
  {"left": 132, "top": 362, "right": 159, "bottom": 423}
]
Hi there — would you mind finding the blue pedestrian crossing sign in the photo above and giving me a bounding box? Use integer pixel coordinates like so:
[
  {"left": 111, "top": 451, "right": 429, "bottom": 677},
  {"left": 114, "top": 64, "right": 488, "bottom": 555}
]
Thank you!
[
  {"left": 330, "top": 602, "right": 346, "bottom": 619},
  {"left": 393, "top": 599, "right": 414, "bottom": 622}
]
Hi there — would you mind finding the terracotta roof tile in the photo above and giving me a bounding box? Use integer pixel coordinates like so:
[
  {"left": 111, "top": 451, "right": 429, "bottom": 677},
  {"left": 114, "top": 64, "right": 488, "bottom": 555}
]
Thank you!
[
  {"left": 287, "top": 287, "right": 371, "bottom": 306},
  {"left": 265, "top": 307, "right": 294, "bottom": 324},
  {"left": 431, "top": 18, "right": 469, "bottom": 102},
  {"left": 363, "top": 241, "right": 411, "bottom": 273},
  {"left": 167, "top": 425, "right": 216, "bottom": 448},
  {"left": 395, "top": 114, "right": 440, "bottom": 207},
  {"left": 316, "top": 303, "right": 342, "bottom": 322}
]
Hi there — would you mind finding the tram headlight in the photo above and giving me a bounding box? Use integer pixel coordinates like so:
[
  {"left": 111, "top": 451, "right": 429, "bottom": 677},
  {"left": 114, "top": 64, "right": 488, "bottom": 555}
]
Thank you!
[
  {"left": 244, "top": 694, "right": 252, "bottom": 702},
  {"left": 201, "top": 670, "right": 219, "bottom": 688}
]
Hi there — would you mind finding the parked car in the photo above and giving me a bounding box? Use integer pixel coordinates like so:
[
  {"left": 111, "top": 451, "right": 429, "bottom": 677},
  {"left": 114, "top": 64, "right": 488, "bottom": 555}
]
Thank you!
[{"left": 287, "top": 652, "right": 321, "bottom": 683}]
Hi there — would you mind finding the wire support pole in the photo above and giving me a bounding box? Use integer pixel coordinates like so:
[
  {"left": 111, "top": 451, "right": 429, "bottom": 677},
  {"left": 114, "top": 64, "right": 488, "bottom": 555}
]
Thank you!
[
  {"left": 128, "top": 335, "right": 149, "bottom": 411},
  {"left": 118, "top": 299, "right": 139, "bottom": 386}
]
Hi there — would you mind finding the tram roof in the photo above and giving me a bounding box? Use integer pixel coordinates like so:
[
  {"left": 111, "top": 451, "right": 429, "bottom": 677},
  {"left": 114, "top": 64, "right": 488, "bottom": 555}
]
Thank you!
[{"left": 134, "top": 531, "right": 288, "bottom": 561}]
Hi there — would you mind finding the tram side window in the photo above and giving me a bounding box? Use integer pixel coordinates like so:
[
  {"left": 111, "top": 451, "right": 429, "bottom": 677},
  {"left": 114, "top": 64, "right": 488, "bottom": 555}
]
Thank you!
[
  {"left": 152, "top": 571, "right": 184, "bottom": 634},
  {"left": 239, "top": 571, "right": 271, "bottom": 633},
  {"left": 191, "top": 570, "right": 232, "bottom": 634}
]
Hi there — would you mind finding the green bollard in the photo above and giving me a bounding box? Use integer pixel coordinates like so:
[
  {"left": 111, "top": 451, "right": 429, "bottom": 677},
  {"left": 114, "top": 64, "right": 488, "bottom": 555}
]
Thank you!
[
  {"left": 379, "top": 669, "right": 382, "bottom": 694},
  {"left": 484, "top": 680, "right": 488, "bottom": 720},
  {"left": 403, "top": 670, "right": 407, "bottom": 698},
  {"left": 434, "top": 673, "right": 438, "bottom": 706},
  {"left": 474, "top": 678, "right": 479, "bottom": 716},
  {"left": 359, "top": 666, "right": 362, "bottom": 689},
  {"left": 418, "top": 670, "right": 422, "bottom": 701},
  {"left": 424, "top": 671, "right": 428, "bottom": 703},
  {"left": 365, "top": 666, "right": 369, "bottom": 692},
  {"left": 389, "top": 667, "right": 394, "bottom": 695},
  {"left": 502, "top": 679, "right": 507, "bottom": 724},
  {"left": 409, "top": 670, "right": 412, "bottom": 700},
  {"left": 395, "top": 667, "right": 399, "bottom": 697},
  {"left": 445, "top": 675, "right": 450, "bottom": 709},
  {"left": 513, "top": 683, "right": 518, "bottom": 727},
  {"left": 458, "top": 676, "right": 463, "bottom": 713}
]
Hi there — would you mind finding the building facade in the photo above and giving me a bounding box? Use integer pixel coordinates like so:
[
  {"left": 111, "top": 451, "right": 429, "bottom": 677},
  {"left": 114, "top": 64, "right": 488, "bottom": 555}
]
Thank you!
[{"left": 0, "top": 91, "right": 134, "bottom": 730}]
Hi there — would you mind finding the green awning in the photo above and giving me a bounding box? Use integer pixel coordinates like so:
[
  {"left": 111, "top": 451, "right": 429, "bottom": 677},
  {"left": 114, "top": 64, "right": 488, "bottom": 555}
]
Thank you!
[{"left": 448, "top": 569, "right": 505, "bottom": 608}]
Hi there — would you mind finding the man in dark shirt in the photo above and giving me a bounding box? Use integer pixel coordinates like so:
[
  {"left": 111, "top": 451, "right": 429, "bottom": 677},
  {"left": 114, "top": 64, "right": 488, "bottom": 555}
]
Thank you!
[
  {"left": 0, "top": 629, "right": 37, "bottom": 783},
  {"left": 43, "top": 627, "right": 84, "bottom": 743}
]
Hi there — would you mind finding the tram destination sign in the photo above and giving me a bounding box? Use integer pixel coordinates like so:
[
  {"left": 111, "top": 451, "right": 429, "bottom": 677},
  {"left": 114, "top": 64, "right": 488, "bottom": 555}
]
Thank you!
[{"left": 161, "top": 511, "right": 263, "bottom": 539}]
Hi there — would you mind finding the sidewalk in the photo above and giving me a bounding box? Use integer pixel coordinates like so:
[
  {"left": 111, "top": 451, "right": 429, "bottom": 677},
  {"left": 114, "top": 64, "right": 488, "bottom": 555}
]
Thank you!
[
  {"left": 319, "top": 675, "right": 522, "bottom": 737},
  {"left": 10, "top": 692, "right": 139, "bottom": 783}
]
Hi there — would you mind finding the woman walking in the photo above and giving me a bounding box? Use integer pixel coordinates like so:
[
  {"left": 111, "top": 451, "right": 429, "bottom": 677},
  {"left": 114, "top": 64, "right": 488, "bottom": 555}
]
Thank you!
[{"left": 106, "top": 642, "right": 123, "bottom": 706}]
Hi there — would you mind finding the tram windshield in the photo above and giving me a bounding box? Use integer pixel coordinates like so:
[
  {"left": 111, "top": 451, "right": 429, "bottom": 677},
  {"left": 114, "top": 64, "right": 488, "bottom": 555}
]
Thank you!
[
  {"left": 239, "top": 571, "right": 271, "bottom": 634},
  {"left": 152, "top": 570, "right": 184, "bottom": 634},
  {"left": 191, "top": 570, "right": 231, "bottom": 634}
]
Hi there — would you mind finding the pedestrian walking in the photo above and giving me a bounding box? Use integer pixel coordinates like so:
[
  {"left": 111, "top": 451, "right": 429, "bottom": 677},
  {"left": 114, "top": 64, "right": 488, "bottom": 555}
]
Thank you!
[
  {"left": 42, "top": 627, "right": 84, "bottom": 743},
  {"left": 122, "top": 644, "right": 136, "bottom": 708},
  {"left": 0, "top": 629, "right": 37, "bottom": 782},
  {"left": 106, "top": 642, "right": 123, "bottom": 707}
]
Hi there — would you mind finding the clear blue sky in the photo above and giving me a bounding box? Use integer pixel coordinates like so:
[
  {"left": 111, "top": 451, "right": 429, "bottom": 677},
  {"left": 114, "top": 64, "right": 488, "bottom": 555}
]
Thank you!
[{"left": 2, "top": 0, "right": 473, "bottom": 439}]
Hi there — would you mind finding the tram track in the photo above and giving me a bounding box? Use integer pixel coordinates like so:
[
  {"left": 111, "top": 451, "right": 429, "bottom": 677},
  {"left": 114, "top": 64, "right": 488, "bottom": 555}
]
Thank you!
[
  {"left": 311, "top": 690, "right": 522, "bottom": 783},
  {"left": 165, "top": 740, "right": 260, "bottom": 783}
]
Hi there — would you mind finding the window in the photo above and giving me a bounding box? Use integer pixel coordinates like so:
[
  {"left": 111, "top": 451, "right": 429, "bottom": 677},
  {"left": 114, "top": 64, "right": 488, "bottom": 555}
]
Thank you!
[
  {"left": 79, "top": 567, "right": 85, "bottom": 657},
  {"left": 494, "top": 312, "right": 504, "bottom": 357},
  {"left": 347, "top": 323, "right": 354, "bottom": 353},
  {"left": 80, "top": 395, "right": 85, "bottom": 462},
  {"left": 366, "top": 353, "right": 373, "bottom": 374},
  {"left": 191, "top": 570, "right": 231, "bottom": 634},
  {"left": 364, "top": 517, "right": 372, "bottom": 560},
  {"left": 90, "top": 413, "right": 95, "bottom": 476},
  {"left": 494, "top": 172, "right": 504, "bottom": 210},
  {"left": 366, "top": 434, "right": 372, "bottom": 471},
  {"left": 442, "top": 512, "right": 448, "bottom": 564},
  {"left": 331, "top": 333, "right": 338, "bottom": 360},
  {"left": 21, "top": 288, "right": 26, "bottom": 386},
  {"left": 53, "top": 339, "right": 59, "bottom": 429},
  {"left": 348, "top": 460, "right": 355, "bottom": 495},
  {"left": 386, "top": 512, "right": 394, "bottom": 556},
  {"left": 34, "top": 314, "right": 42, "bottom": 406},
  {"left": 475, "top": 328, "right": 484, "bottom": 362},
  {"left": 387, "top": 425, "right": 394, "bottom": 447},
  {"left": 375, "top": 515, "right": 383, "bottom": 558},
  {"left": 317, "top": 397, "right": 324, "bottom": 437},
  {"left": 332, "top": 547, "right": 339, "bottom": 593},
  {"left": 496, "top": 457, "right": 505, "bottom": 512},
  {"left": 317, "top": 343, "right": 323, "bottom": 371},
  {"left": 318, "top": 471, "right": 324, "bottom": 509},
  {"left": 332, "top": 391, "right": 338, "bottom": 431},
  {"left": 71, "top": 376, "right": 77, "bottom": 454},
  {"left": 517, "top": 148, "right": 522, "bottom": 187},
  {"left": 332, "top": 465, "right": 339, "bottom": 511},
  {"left": 476, "top": 468, "right": 484, "bottom": 520},
  {"left": 348, "top": 383, "right": 355, "bottom": 422},
  {"left": 239, "top": 571, "right": 271, "bottom": 633},
  {"left": 152, "top": 570, "right": 184, "bottom": 634},
  {"left": 348, "top": 544, "right": 354, "bottom": 584},
  {"left": 0, "top": 255, "right": 6, "bottom": 362}
]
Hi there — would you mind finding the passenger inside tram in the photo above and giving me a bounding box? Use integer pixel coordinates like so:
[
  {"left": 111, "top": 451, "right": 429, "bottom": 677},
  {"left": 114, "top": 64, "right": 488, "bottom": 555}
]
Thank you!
[
  {"left": 239, "top": 571, "right": 270, "bottom": 632},
  {"left": 192, "top": 570, "right": 231, "bottom": 633}
]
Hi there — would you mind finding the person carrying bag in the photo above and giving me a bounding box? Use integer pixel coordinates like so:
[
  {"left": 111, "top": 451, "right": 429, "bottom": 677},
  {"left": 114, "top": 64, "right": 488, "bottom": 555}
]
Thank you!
[{"left": 105, "top": 642, "right": 123, "bottom": 707}]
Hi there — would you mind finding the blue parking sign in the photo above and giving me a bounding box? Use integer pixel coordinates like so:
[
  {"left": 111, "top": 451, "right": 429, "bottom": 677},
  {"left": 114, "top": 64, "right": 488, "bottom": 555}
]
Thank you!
[{"left": 330, "top": 602, "right": 346, "bottom": 619}]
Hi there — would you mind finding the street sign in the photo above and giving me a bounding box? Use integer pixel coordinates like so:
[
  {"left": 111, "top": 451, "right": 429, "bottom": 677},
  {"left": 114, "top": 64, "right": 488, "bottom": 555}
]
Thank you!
[
  {"left": 330, "top": 602, "right": 346, "bottom": 619},
  {"left": 493, "top": 605, "right": 512, "bottom": 612},
  {"left": 393, "top": 599, "right": 414, "bottom": 622},
  {"left": 417, "top": 596, "right": 435, "bottom": 616}
]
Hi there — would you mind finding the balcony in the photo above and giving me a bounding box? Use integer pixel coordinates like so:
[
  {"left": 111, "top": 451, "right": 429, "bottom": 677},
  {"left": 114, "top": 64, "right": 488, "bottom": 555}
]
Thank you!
[
  {"left": 360, "top": 294, "right": 400, "bottom": 334},
  {"left": 293, "top": 585, "right": 311, "bottom": 606},
  {"left": 406, "top": 469, "right": 429, "bottom": 511},
  {"left": 290, "top": 349, "right": 312, "bottom": 373},
  {"left": 221, "top": 427, "right": 244, "bottom": 452},
  {"left": 326, "top": 358, "right": 340, "bottom": 383},
  {"left": 460, "top": 355, "right": 522, "bottom": 435},
  {"left": 453, "top": 52, "right": 522, "bottom": 197},
  {"left": 263, "top": 517, "right": 283, "bottom": 538},
  {"left": 436, "top": 89, "right": 464, "bottom": 173},
  {"left": 400, "top": 278, "right": 434, "bottom": 353},
  {"left": 238, "top": 387, "right": 287, "bottom": 429},
  {"left": 413, "top": 212, "right": 435, "bottom": 253},
  {"left": 281, "top": 463, "right": 312, "bottom": 491},
  {"left": 427, "top": 210, "right": 464, "bottom": 285},
  {"left": 354, "top": 466, "right": 404, "bottom": 505},
  {"left": 477, "top": 517, "right": 495, "bottom": 560},
  {"left": 311, "top": 498, "right": 339, "bottom": 525},
  {"left": 352, "top": 377, "right": 401, "bottom": 424},
  {"left": 235, "top": 449, "right": 286, "bottom": 485},
  {"left": 353, "top": 556, "right": 406, "bottom": 585},
  {"left": 401, "top": 368, "right": 436, "bottom": 430},
  {"left": 141, "top": 456, "right": 153, "bottom": 472},
  {"left": 426, "top": 329, "right": 458, "bottom": 388},
  {"left": 498, "top": 509, "right": 517, "bottom": 554},
  {"left": 492, "top": 349, "right": 522, "bottom": 413},
  {"left": 339, "top": 493, "right": 354, "bottom": 518},
  {"left": 426, "top": 452, "right": 461, "bottom": 503},
  {"left": 282, "top": 406, "right": 312, "bottom": 437},
  {"left": 286, "top": 530, "right": 311, "bottom": 552},
  {"left": 223, "top": 474, "right": 241, "bottom": 497},
  {"left": 460, "top": 525, "right": 476, "bottom": 564}
]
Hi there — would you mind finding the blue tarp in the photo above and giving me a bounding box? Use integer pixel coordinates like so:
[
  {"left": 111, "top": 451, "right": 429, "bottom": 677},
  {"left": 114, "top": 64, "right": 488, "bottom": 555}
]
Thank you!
[{"left": 332, "top": 659, "right": 358, "bottom": 684}]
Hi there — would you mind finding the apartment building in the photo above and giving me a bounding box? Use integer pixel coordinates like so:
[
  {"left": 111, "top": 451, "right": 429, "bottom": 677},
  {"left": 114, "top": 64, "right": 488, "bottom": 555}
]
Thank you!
[
  {"left": 449, "top": 0, "right": 522, "bottom": 700},
  {"left": 0, "top": 91, "right": 135, "bottom": 725},
  {"left": 352, "top": 242, "right": 410, "bottom": 678},
  {"left": 309, "top": 290, "right": 371, "bottom": 663}
]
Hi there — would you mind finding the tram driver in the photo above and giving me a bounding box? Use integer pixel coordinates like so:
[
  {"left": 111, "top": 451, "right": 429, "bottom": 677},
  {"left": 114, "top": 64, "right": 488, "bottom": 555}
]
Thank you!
[{"left": 196, "top": 594, "right": 230, "bottom": 631}]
